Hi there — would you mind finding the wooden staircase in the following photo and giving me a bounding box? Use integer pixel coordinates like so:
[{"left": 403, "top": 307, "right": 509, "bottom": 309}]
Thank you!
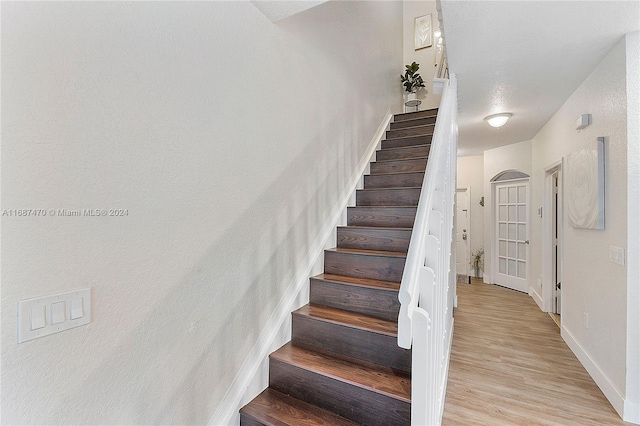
[{"left": 240, "top": 108, "right": 437, "bottom": 426}]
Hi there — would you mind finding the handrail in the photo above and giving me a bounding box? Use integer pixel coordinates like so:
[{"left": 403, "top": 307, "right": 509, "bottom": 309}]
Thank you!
[
  {"left": 433, "top": 49, "right": 449, "bottom": 95},
  {"left": 435, "top": 47, "right": 449, "bottom": 80},
  {"left": 397, "top": 74, "right": 458, "bottom": 425}
]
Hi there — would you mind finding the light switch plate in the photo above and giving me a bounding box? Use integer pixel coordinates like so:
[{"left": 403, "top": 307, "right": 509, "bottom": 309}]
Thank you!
[
  {"left": 18, "top": 288, "right": 91, "bottom": 343},
  {"left": 609, "top": 246, "right": 625, "bottom": 266}
]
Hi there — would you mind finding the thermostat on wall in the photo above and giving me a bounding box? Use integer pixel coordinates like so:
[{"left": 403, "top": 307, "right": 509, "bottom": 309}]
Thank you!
[{"left": 576, "top": 114, "right": 591, "bottom": 130}]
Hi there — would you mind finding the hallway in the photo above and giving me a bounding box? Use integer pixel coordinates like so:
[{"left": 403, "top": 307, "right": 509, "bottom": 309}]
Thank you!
[{"left": 442, "top": 279, "right": 631, "bottom": 426}]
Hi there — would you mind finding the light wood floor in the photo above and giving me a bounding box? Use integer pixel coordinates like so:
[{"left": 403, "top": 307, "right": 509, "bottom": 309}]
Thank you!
[
  {"left": 442, "top": 279, "right": 631, "bottom": 426},
  {"left": 549, "top": 312, "right": 561, "bottom": 328}
]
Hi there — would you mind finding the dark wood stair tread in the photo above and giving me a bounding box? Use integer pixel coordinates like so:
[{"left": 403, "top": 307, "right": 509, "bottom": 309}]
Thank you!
[
  {"left": 393, "top": 110, "right": 438, "bottom": 122},
  {"left": 366, "top": 170, "right": 425, "bottom": 176},
  {"left": 376, "top": 145, "right": 431, "bottom": 162},
  {"left": 357, "top": 186, "right": 421, "bottom": 192},
  {"left": 337, "top": 225, "right": 412, "bottom": 231},
  {"left": 370, "top": 158, "right": 427, "bottom": 176},
  {"left": 382, "top": 135, "right": 431, "bottom": 143},
  {"left": 386, "top": 124, "right": 435, "bottom": 139},
  {"left": 310, "top": 274, "right": 401, "bottom": 322},
  {"left": 395, "top": 112, "right": 437, "bottom": 119},
  {"left": 379, "top": 143, "right": 430, "bottom": 151},
  {"left": 240, "top": 388, "right": 361, "bottom": 426},
  {"left": 271, "top": 343, "right": 411, "bottom": 403},
  {"left": 325, "top": 247, "right": 407, "bottom": 258},
  {"left": 312, "top": 273, "right": 401, "bottom": 291},
  {"left": 324, "top": 247, "right": 406, "bottom": 283},
  {"left": 294, "top": 304, "right": 398, "bottom": 337},
  {"left": 391, "top": 123, "right": 435, "bottom": 131},
  {"left": 373, "top": 156, "right": 428, "bottom": 163},
  {"left": 347, "top": 206, "right": 419, "bottom": 220},
  {"left": 381, "top": 134, "right": 433, "bottom": 149},
  {"left": 356, "top": 187, "right": 420, "bottom": 207},
  {"left": 364, "top": 172, "right": 425, "bottom": 189},
  {"left": 389, "top": 116, "right": 437, "bottom": 130},
  {"left": 348, "top": 206, "right": 417, "bottom": 211},
  {"left": 337, "top": 225, "right": 411, "bottom": 252}
]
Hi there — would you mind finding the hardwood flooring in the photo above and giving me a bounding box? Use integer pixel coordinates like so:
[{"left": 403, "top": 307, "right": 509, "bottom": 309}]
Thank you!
[
  {"left": 549, "top": 312, "right": 561, "bottom": 329},
  {"left": 442, "top": 279, "right": 631, "bottom": 426}
]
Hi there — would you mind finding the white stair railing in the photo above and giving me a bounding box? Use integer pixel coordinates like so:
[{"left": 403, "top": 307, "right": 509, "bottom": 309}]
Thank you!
[
  {"left": 398, "top": 74, "right": 458, "bottom": 426},
  {"left": 433, "top": 35, "right": 448, "bottom": 95}
]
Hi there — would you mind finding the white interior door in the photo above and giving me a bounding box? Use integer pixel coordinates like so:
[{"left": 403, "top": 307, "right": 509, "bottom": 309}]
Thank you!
[
  {"left": 456, "top": 188, "right": 470, "bottom": 281},
  {"left": 494, "top": 180, "right": 529, "bottom": 292}
]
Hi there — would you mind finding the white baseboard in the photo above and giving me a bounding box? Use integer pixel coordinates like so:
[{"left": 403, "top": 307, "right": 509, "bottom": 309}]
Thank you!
[
  {"left": 529, "top": 287, "right": 544, "bottom": 311},
  {"left": 624, "top": 399, "right": 640, "bottom": 424},
  {"left": 208, "top": 110, "right": 393, "bottom": 426},
  {"left": 483, "top": 274, "right": 491, "bottom": 284},
  {"left": 561, "top": 325, "right": 625, "bottom": 419}
]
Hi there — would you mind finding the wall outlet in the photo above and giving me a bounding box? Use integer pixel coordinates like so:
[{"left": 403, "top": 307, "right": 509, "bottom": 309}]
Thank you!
[
  {"left": 609, "top": 246, "right": 625, "bottom": 266},
  {"left": 584, "top": 312, "right": 589, "bottom": 329}
]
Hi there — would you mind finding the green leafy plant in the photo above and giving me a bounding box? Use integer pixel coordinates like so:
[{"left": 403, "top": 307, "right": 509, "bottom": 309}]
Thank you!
[
  {"left": 471, "top": 248, "right": 484, "bottom": 278},
  {"left": 400, "top": 62, "right": 426, "bottom": 94}
]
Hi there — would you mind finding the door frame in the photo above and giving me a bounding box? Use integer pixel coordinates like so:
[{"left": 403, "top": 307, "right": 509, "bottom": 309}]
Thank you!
[
  {"left": 456, "top": 186, "right": 471, "bottom": 281},
  {"left": 543, "top": 160, "right": 564, "bottom": 314},
  {"left": 491, "top": 177, "right": 530, "bottom": 292}
]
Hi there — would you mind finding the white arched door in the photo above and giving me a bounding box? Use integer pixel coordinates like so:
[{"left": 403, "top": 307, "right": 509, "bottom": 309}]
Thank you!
[{"left": 494, "top": 179, "right": 529, "bottom": 293}]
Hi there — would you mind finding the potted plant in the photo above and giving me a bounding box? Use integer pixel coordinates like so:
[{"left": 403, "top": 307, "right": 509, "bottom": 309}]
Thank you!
[
  {"left": 471, "top": 248, "right": 484, "bottom": 278},
  {"left": 400, "top": 62, "right": 426, "bottom": 101}
]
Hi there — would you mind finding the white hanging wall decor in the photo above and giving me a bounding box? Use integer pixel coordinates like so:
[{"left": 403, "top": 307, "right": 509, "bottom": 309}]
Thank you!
[
  {"left": 566, "top": 137, "right": 605, "bottom": 229},
  {"left": 415, "top": 14, "right": 432, "bottom": 50}
]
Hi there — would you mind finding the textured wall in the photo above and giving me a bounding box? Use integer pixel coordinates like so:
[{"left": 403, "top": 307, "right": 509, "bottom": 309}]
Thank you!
[
  {"left": 530, "top": 36, "right": 628, "bottom": 405},
  {"left": 0, "top": 2, "right": 402, "bottom": 423},
  {"left": 624, "top": 31, "right": 640, "bottom": 423},
  {"left": 402, "top": 0, "right": 442, "bottom": 110}
]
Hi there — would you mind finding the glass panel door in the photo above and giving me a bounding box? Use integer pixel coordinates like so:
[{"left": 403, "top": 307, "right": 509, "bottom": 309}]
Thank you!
[{"left": 494, "top": 180, "right": 529, "bottom": 292}]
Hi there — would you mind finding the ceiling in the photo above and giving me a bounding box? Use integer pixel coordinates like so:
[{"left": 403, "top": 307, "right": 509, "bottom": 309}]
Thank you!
[
  {"left": 251, "top": 0, "right": 328, "bottom": 22},
  {"left": 439, "top": 1, "right": 640, "bottom": 156}
]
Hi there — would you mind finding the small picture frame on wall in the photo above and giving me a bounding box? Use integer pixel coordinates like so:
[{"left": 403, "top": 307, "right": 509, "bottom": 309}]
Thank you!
[{"left": 415, "top": 14, "right": 432, "bottom": 50}]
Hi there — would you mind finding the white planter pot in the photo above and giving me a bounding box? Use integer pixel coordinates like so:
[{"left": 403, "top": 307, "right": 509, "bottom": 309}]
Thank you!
[{"left": 407, "top": 92, "right": 417, "bottom": 101}]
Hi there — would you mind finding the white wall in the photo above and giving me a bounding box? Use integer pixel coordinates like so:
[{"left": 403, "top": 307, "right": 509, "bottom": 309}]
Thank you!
[
  {"left": 0, "top": 2, "right": 403, "bottom": 424},
  {"left": 483, "top": 140, "right": 532, "bottom": 284},
  {"left": 624, "top": 31, "right": 640, "bottom": 424},
  {"left": 403, "top": 0, "right": 442, "bottom": 110},
  {"left": 457, "top": 155, "right": 484, "bottom": 272},
  {"left": 530, "top": 35, "right": 629, "bottom": 418}
]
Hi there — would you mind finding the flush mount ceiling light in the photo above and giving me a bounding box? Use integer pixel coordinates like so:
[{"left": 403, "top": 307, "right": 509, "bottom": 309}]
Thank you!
[{"left": 485, "top": 113, "right": 512, "bottom": 128}]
